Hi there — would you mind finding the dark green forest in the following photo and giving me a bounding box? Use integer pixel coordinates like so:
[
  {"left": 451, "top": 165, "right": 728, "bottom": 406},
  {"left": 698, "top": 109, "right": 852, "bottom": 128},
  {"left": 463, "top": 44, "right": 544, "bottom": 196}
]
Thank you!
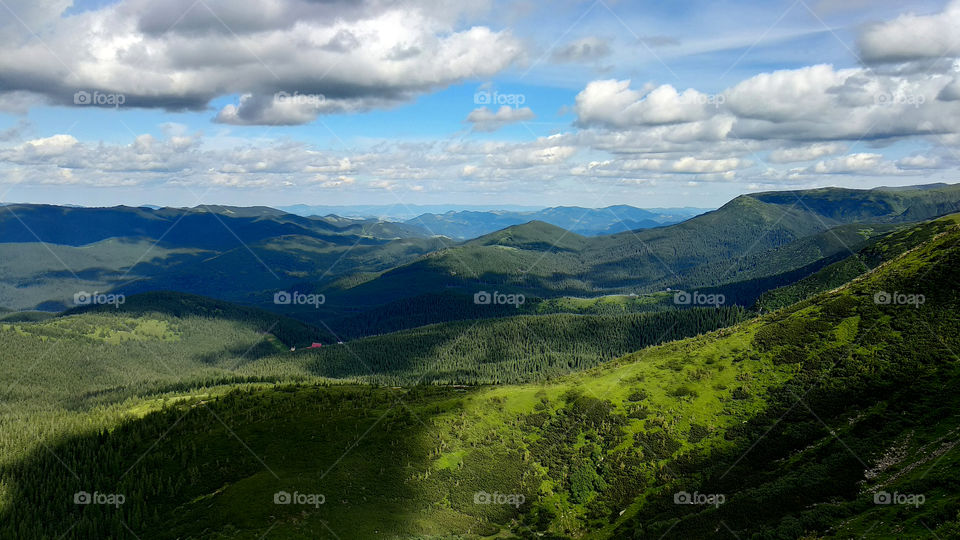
[{"left": 2, "top": 188, "right": 960, "bottom": 538}]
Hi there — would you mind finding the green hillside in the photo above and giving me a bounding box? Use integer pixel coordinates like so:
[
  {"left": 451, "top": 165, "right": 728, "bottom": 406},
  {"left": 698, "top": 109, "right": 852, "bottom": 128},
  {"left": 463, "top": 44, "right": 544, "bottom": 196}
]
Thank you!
[
  {"left": 325, "top": 185, "right": 960, "bottom": 311},
  {"left": 1, "top": 214, "right": 958, "bottom": 538},
  {"left": 258, "top": 307, "right": 750, "bottom": 385},
  {"left": 756, "top": 213, "right": 960, "bottom": 311},
  {"left": 0, "top": 204, "right": 443, "bottom": 311}
]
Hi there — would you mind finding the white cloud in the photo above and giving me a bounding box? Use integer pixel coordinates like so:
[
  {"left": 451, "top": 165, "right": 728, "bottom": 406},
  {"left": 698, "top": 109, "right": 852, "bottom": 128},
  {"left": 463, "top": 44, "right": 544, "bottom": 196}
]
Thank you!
[
  {"left": 769, "top": 143, "right": 847, "bottom": 163},
  {"left": 858, "top": 0, "right": 960, "bottom": 63},
  {"left": 575, "top": 81, "right": 719, "bottom": 127},
  {"left": 812, "top": 153, "right": 892, "bottom": 174},
  {"left": 487, "top": 145, "right": 578, "bottom": 168},
  {"left": 466, "top": 106, "right": 535, "bottom": 132},
  {"left": 725, "top": 65, "right": 851, "bottom": 122},
  {"left": 574, "top": 156, "right": 749, "bottom": 175},
  {"left": 12, "top": 135, "right": 79, "bottom": 158},
  {"left": 897, "top": 155, "right": 941, "bottom": 169},
  {"left": 0, "top": 0, "right": 523, "bottom": 125},
  {"left": 574, "top": 63, "right": 960, "bottom": 148}
]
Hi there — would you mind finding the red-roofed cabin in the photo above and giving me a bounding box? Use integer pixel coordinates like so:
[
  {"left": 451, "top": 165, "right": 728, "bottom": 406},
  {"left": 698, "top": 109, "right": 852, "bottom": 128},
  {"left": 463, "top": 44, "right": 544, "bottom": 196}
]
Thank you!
[{"left": 310, "top": 342, "right": 323, "bottom": 348}]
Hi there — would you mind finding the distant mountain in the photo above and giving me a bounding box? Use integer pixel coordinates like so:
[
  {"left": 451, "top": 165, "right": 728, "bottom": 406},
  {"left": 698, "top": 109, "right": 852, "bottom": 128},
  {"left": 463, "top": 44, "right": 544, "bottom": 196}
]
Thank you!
[
  {"left": 406, "top": 205, "right": 708, "bottom": 239},
  {"left": 5, "top": 184, "right": 960, "bottom": 336},
  {"left": 277, "top": 203, "right": 544, "bottom": 220},
  {"left": 0, "top": 204, "right": 441, "bottom": 311},
  {"left": 0, "top": 204, "right": 430, "bottom": 248},
  {"left": 323, "top": 184, "right": 960, "bottom": 316}
]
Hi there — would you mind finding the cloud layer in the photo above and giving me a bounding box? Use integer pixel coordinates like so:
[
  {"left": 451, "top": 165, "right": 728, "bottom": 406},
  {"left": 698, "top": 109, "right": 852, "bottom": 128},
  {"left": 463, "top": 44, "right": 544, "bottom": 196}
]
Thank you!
[
  {"left": 0, "top": 0, "right": 523, "bottom": 124},
  {"left": 1, "top": 0, "right": 960, "bottom": 206}
]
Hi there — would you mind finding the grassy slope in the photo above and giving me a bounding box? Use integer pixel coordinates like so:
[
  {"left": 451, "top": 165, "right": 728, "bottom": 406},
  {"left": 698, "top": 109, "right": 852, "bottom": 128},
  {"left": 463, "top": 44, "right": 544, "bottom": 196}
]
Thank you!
[
  {"left": 2, "top": 217, "right": 958, "bottom": 538},
  {"left": 755, "top": 213, "right": 960, "bottom": 311}
]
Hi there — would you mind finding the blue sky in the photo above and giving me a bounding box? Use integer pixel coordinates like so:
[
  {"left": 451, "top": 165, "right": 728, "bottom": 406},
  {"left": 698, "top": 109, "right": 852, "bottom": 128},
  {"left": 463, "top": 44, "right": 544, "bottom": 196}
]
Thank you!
[{"left": 1, "top": 0, "right": 958, "bottom": 209}]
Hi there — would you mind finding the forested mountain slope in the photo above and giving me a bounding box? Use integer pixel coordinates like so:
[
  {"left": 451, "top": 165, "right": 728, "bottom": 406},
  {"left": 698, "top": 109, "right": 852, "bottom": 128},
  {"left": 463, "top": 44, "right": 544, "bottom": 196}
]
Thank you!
[
  {"left": 407, "top": 205, "right": 704, "bottom": 239},
  {"left": 325, "top": 184, "right": 960, "bottom": 308},
  {"left": 2, "top": 214, "right": 958, "bottom": 538}
]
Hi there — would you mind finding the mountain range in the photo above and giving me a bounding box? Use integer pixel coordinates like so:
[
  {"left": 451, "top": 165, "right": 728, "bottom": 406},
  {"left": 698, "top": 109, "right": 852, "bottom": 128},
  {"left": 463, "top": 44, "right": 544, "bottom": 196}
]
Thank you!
[{"left": 2, "top": 188, "right": 959, "bottom": 538}]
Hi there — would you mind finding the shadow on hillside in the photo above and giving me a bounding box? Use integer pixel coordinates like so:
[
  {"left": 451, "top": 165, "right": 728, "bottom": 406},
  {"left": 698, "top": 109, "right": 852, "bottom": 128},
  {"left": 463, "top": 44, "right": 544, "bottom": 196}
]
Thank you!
[{"left": 0, "top": 384, "right": 527, "bottom": 539}]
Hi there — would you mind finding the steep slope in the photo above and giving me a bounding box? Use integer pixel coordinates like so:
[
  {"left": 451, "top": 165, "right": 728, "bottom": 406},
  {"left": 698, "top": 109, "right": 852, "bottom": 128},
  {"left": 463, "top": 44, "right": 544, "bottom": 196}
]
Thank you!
[
  {"left": 327, "top": 184, "right": 960, "bottom": 311},
  {"left": 2, "top": 215, "right": 958, "bottom": 539},
  {"left": 756, "top": 213, "right": 960, "bottom": 311}
]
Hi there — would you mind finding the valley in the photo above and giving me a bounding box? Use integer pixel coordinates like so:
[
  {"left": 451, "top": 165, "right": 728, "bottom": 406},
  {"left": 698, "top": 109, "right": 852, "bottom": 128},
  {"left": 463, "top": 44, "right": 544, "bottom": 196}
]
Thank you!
[{"left": 1, "top": 187, "right": 959, "bottom": 538}]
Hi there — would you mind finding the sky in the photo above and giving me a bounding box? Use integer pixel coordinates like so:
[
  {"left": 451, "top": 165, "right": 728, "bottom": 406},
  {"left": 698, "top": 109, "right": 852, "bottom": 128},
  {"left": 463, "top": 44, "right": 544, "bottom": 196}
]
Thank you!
[{"left": 1, "top": 0, "right": 959, "bottom": 209}]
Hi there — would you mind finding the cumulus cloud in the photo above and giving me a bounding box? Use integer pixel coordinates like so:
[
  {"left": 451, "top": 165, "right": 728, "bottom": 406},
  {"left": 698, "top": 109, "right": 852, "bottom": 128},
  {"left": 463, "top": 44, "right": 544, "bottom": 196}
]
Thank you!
[
  {"left": 5, "top": 135, "right": 79, "bottom": 160},
  {"left": 487, "top": 145, "right": 578, "bottom": 169},
  {"left": 858, "top": 0, "right": 960, "bottom": 63},
  {"left": 575, "top": 81, "right": 720, "bottom": 128},
  {"left": 3, "top": 0, "right": 960, "bottom": 200},
  {"left": 465, "top": 106, "right": 535, "bottom": 132},
  {"left": 552, "top": 37, "right": 612, "bottom": 63},
  {"left": 769, "top": 143, "right": 847, "bottom": 163},
  {"left": 575, "top": 63, "right": 960, "bottom": 144},
  {"left": 0, "top": 0, "right": 523, "bottom": 124},
  {"left": 572, "top": 156, "right": 749, "bottom": 176},
  {"left": 811, "top": 153, "right": 889, "bottom": 174},
  {"left": 897, "top": 155, "right": 941, "bottom": 169}
]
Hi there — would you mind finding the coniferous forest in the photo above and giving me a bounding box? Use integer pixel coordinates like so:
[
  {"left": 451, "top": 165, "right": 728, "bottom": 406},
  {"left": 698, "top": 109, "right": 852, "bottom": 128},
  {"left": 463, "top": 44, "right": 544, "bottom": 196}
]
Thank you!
[{"left": 4, "top": 2, "right": 960, "bottom": 537}]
